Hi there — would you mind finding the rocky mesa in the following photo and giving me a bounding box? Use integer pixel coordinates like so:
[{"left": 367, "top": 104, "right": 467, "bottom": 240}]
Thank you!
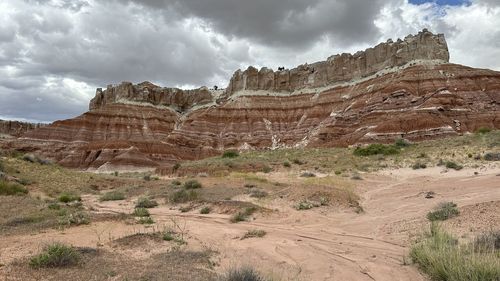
[{"left": 6, "top": 30, "right": 500, "bottom": 171}]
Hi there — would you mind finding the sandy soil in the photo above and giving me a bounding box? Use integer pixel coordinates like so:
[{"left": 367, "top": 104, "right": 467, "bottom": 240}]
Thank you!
[{"left": 1, "top": 166, "right": 499, "bottom": 281}]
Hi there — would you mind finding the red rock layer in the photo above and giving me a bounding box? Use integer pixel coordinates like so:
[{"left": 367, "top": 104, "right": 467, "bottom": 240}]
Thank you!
[
  {"left": 4, "top": 30, "right": 499, "bottom": 171},
  {"left": 8, "top": 62, "right": 498, "bottom": 171},
  {"left": 169, "top": 63, "right": 500, "bottom": 155},
  {"left": 13, "top": 104, "right": 180, "bottom": 170}
]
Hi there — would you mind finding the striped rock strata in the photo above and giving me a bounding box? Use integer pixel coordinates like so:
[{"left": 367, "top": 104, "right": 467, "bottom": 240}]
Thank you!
[{"left": 6, "top": 30, "right": 500, "bottom": 171}]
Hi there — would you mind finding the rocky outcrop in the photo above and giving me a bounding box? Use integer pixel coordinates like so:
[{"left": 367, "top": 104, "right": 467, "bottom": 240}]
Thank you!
[
  {"left": 0, "top": 120, "right": 46, "bottom": 138},
  {"left": 226, "top": 29, "right": 449, "bottom": 96},
  {"left": 89, "top": 81, "right": 216, "bottom": 113},
  {"left": 4, "top": 30, "right": 499, "bottom": 171}
]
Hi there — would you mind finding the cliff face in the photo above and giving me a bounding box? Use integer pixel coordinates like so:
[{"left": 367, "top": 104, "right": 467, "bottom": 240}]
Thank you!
[
  {"left": 89, "top": 81, "right": 216, "bottom": 112},
  {"left": 226, "top": 29, "right": 449, "bottom": 96},
  {"left": 0, "top": 120, "right": 46, "bottom": 138},
  {"left": 6, "top": 30, "right": 500, "bottom": 171}
]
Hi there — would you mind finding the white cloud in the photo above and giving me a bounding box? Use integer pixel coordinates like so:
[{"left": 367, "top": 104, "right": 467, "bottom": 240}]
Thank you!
[{"left": 375, "top": 0, "right": 500, "bottom": 70}]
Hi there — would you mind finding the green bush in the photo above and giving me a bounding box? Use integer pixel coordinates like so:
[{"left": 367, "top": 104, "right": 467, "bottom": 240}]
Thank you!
[
  {"left": 30, "top": 243, "right": 81, "bottom": 268},
  {"left": 183, "top": 179, "right": 202, "bottom": 189},
  {"left": 0, "top": 181, "right": 28, "bottom": 195},
  {"left": 445, "top": 161, "right": 463, "bottom": 171},
  {"left": 58, "top": 211, "right": 90, "bottom": 226},
  {"left": 476, "top": 127, "right": 491, "bottom": 134},
  {"left": 292, "top": 159, "right": 304, "bottom": 165},
  {"left": 200, "top": 206, "right": 211, "bottom": 214},
  {"left": 262, "top": 166, "right": 272, "bottom": 173},
  {"left": 242, "top": 229, "right": 267, "bottom": 240},
  {"left": 99, "top": 191, "right": 125, "bottom": 201},
  {"left": 138, "top": 217, "right": 154, "bottom": 224},
  {"left": 222, "top": 150, "right": 239, "bottom": 158},
  {"left": 58, "top": 192, "right": 81, "bottom": 203},
  {"left": 170, "top": 189, "right": 198, "bottom": 203},
  {"left": 218, "top": 267, "right": 267, "bottom": 281},
  {"left": 410, "top": 224, "right": 500, "bottom": 281},
  {"left": 394, "top": 138, "right": 410, "bottom": 147},
  {"left": 353, "top": 144, "right": 400, "bottom": 156},
  {"left": 484, "top": 153, "right": 500, "bottom": 161},
  {"left": 230, "top": 207, "right": 257, "bottom": 223},
  {"left": 173, "top": 163, "right": 181, "bottom": 171},
  {"left": 248, "top": 189, "right": 268, "bottom": 198},
  {"left": 162, "top": 231, "right": 186, "bottom": 244},
  {"left": 132, "top": 207, "right": 150, "bottom": 217},
  {"left": 412, "top": 162, "right": 427, "bottom": 170},
  {"left": 427, "top": 202, "right": 459, "bottom": 221},
  {"left": 295, "top": 200, "right": 315, "bottom": 210},
  {"left": 135, "top": 197, "right": 158, "bottom": 208},
  {"left": 283, "top": 161, "right": 291, "bottom": 168}
]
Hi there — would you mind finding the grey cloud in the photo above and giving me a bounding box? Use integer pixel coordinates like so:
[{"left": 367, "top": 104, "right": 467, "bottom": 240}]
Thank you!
[
  {"left": 1, "top": 0, "right": 499, "bottom": 123},
  {"left": 128, "top": 0, "right": 386, "bottom": 49}
]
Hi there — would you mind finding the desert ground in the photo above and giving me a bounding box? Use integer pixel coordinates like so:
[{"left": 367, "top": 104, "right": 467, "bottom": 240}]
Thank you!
[{"left": 0, "top": 132, "right": 499, "bottom": 281}]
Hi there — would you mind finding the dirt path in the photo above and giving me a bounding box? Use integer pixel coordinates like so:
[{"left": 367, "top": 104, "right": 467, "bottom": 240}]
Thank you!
[{"left": 1, "top": 167, "right": 499, "bottom": 280}]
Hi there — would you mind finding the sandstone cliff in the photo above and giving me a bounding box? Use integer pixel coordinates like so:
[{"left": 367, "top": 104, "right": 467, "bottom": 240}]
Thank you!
[
  {"left": 6, "top": 30, "right": 500, "bottom": 171},
  {"left": 89, "top": 81, "right": 217, "bottom": 113},
  {"left": 0, "top": 120, "right": 46, "bottom": 138},
  {"left": 225, "top": 29, "right": 449, "bottom": 96}
]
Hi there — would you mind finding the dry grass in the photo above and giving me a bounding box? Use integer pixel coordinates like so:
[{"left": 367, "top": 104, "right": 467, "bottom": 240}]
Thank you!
[
  {"left": 411, "top": 223, "right": 500, "bottom": 281},
  {"left": 171, "top": 131, "right": 500, "bottom": 176},
  {"left": 11, "top": 247, "right": 216, "bottom": 281}
]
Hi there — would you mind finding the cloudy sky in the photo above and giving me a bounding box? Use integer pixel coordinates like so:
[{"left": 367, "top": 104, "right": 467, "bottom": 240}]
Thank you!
[{"left": 0, "top": 0, "right": 499, "bottom": 123}]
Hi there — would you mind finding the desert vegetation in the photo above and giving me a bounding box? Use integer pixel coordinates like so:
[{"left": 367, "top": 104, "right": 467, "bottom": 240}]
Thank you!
[
  {"left": 427, "top": 202, "right": 460, "bottom": 221},
  {"left": 411, "top": 224, "right": 500, "bottom": 281},
  {"left": 30, "top": 243, "right": 82, "bottom": 269},
  {"left": 0, "top": 131, "right": 498, "bottom": 280}
]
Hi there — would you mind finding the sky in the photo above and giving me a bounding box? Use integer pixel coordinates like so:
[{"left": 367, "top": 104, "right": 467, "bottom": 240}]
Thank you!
[{"left": 0, "top": 0, "right": 499, "bottom": 123}]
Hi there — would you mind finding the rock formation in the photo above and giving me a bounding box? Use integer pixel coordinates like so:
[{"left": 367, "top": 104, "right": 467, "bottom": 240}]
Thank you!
[
  {"left": 225, "top": 29, "right": 449, "bottom": 96},
  {"left": 0, "top": 120, "right": 46, "bottom": 138},
  {"left": 5, "top": 30, "right": 500, "bottom": 171}
]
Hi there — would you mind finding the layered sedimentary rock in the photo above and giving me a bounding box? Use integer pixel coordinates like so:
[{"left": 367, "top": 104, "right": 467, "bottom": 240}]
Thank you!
[
  {"left": 89, "top": 81, "right": 217, "bottom": 112},
  {"left": 225, "top": 29, "right": 449, "bottom": 96},
  {"left": 0, "top": 120, "right": 45, "bottom": 138},
  {"left": 6, "top": 30, "right": 500, "bottom": 171}
]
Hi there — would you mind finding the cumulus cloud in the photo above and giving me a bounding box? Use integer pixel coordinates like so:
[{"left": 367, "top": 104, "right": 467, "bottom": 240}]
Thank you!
[{"left": 0, "top": 0, "right": 499, "bottom": 122}]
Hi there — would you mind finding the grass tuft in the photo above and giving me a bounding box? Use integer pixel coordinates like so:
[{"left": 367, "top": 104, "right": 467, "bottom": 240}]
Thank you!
[
  {"left": 412, "top": 162, "right": 427, "bottom": 170},
  {"left": 57, "top": 192, "right": 81, "bottom": 203},
  {"left": 135, "top": 197, "right": 158, "bottom": 208},
  {"left": 0, "top": 181, "right": 28, "bottom": 196},
  {"left": 30, "top": 243, "right": 81, "bottom": 269},
  {"left": 353, "top": 144, "right": 400, "bottom": 156},
  {"left": 170, "top": 189, "right": 198, "bottom": 203},
  {"left": 222, "top": 150, "right": 239, "bottom": 158},
  {"left": 427, "top": 202, "right": 459, "bottom": 221},
  {"left": 138, "top": 217, "right": 154, "bottom": 224},
  {"left": 200, "top": 206, "right": 211, "bottom": 214},
  {"left": 183, "top": 179, "right": 202, "bottom": 189},
  {"left": 99, "top": 191, "right": 125, "bottom": 201},
  {"left": 445, "top": 161, "right": 463, "bottom": 171},
  {"left": 410, "top": 223, "right": 500, "bottom": 281},
  {"left": 230, "top": 207, "right": 257, "bottom": 223},
  {"left": 476, "top": 127, "right": 491, "bottom": 134},
  {"left": 218, "top": 267, "right": 268, "bottom": 281},
  {"left": 132, "top": 207, "right": 150, "bottom": 217},
  {"left": 242, "top": 229, "right": 267, "bottom": 240}
]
